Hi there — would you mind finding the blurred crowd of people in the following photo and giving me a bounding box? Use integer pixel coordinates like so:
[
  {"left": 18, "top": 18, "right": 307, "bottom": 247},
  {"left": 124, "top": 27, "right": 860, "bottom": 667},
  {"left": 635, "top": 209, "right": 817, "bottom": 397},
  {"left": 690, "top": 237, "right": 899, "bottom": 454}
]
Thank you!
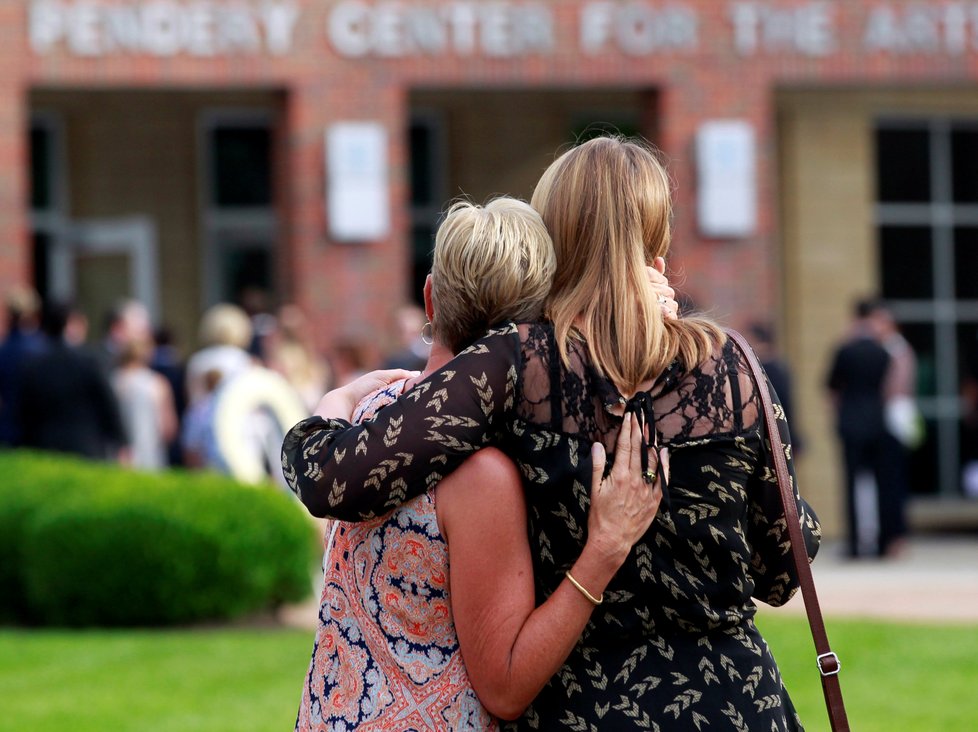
[
  {"left": 5, "top": 278, "right": 974, "bottom": 535},
  {"left": 0, "top": 285, "right": 430, "bottom": 480}
]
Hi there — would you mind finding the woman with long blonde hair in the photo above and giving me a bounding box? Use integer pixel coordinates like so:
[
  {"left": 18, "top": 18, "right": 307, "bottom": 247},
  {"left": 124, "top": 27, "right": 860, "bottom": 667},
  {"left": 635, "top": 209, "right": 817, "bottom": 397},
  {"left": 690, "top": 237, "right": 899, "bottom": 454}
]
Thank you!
[{"left": 284, "top": 136, "right": 820, "bottom": 730}]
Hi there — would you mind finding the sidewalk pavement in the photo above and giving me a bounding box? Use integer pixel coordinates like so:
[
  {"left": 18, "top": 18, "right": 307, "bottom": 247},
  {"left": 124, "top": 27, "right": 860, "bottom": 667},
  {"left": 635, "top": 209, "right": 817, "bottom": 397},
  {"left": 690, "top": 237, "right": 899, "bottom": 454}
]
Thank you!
[
  {"left": 280, "top": 533, "right": 978, "bottom": 630},
  {"left": 774, "top": 534, "right": 978, "bottom": 623}
]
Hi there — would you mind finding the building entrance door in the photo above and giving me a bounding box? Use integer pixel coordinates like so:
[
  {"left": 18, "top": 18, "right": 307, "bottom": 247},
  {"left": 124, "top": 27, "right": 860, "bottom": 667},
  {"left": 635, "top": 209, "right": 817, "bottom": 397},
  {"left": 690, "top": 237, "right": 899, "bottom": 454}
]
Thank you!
[
  {"left": 407, "top": 88, "right": 652, "bottom": 304},
  {"left": 48, "top": 216, "right": 160, "bottom": 331}
]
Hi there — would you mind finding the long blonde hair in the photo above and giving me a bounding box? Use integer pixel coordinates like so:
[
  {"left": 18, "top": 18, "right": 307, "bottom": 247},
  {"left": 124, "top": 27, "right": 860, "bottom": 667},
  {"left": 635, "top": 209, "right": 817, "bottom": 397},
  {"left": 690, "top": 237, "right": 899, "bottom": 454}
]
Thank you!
[{"left": 531, "top": 136, "right": 723, "bottom": 394}]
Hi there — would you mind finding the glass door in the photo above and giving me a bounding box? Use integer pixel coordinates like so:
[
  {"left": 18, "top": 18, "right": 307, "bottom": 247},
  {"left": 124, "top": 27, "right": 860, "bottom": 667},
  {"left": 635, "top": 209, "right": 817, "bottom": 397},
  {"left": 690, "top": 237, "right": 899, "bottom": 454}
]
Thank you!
[{"left": 60, "top": 217, "right": 160, "bottom": 331}]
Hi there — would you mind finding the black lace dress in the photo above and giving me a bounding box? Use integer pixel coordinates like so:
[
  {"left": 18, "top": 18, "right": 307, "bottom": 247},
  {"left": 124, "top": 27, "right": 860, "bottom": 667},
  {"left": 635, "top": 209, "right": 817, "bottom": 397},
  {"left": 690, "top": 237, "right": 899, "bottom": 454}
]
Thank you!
[{"left": 283, "top": 322, "right": 821, "bottom": 731}]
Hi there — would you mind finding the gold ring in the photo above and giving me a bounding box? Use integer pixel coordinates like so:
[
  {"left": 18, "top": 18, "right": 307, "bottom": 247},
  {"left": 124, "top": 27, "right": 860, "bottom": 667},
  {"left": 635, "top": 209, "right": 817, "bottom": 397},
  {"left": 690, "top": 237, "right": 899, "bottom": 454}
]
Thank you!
[{"left": 642, "top": 470, "right": 656, "bottom": 484}]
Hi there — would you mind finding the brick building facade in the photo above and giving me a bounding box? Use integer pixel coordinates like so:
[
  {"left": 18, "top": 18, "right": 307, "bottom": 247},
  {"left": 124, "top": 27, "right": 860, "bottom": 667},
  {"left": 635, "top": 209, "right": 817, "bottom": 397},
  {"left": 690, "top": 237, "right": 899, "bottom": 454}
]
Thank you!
[{"left": 4, "top": 0, "right": 978, "bottom": 530}]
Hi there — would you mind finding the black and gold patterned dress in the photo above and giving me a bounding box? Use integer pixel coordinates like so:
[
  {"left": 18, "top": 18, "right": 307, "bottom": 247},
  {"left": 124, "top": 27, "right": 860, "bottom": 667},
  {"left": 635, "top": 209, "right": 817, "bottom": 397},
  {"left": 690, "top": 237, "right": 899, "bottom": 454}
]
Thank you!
[{"left": 283, "top": 322, "right": 821, "bottom": 731}]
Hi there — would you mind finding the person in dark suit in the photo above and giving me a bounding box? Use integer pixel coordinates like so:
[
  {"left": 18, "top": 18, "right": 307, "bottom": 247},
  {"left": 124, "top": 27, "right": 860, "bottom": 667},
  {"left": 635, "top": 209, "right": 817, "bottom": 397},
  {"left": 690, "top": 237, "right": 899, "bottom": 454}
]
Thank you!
[
  {"left": 826, "top": 298, "right": 893, "bottom": 558},
  {"left": 19, "top": 301, "right": 128, "bottom": 461},
  {"left": 0, "top": 287, "right": 46, "bottom": 446},
  {"left": 749, "top": 322, "right": 804, "bottom": 456}
]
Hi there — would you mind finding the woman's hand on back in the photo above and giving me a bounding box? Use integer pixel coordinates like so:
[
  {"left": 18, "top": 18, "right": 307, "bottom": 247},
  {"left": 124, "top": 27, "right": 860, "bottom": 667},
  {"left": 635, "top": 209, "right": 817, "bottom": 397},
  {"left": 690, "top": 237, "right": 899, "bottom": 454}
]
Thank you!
[{"left": 586, "top": 414, "right": 666, "bottom": 565}]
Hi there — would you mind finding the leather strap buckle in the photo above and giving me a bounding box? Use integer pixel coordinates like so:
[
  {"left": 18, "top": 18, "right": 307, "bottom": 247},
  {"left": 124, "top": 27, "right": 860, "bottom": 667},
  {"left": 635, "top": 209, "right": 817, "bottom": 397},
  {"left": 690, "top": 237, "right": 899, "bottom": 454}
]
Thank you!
[{"left": 817, "top": 651, "right": 841, "bottom": 677}]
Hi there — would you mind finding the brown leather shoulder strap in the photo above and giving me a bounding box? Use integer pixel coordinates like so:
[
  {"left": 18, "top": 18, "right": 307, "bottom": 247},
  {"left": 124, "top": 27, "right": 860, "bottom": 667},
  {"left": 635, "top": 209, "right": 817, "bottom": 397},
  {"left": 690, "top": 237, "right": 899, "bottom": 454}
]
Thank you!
[{"left": 726, "top": 329, "right": 850, "bottom": 732}]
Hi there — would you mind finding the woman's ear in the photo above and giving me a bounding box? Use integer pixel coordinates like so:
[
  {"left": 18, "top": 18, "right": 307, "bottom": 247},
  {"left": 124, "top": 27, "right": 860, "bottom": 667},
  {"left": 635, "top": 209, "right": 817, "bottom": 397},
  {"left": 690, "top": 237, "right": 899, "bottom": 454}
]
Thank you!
[
  {"left": 423, "top": 275, "right": 435, "bottom": 322},
  {"left": 652, "top": 256, "right": 666, "bottom": 275}
]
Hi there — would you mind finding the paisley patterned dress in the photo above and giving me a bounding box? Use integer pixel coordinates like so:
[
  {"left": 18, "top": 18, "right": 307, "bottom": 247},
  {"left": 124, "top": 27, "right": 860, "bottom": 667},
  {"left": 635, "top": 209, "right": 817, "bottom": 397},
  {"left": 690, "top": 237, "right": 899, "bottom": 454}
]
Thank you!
[
  {"left": 295, "top": 382, "right": 496, "bottom": 732},
  {"left": 284, "top": 323, "right": 821, "bottom": 731}
]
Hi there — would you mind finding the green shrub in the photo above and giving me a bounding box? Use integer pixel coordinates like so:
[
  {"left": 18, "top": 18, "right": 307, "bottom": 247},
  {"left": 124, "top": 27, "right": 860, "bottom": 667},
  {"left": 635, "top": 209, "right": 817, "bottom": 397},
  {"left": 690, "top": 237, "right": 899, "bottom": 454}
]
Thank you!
[
  {"left": 0, "top": 451, "right": 104, "bottom": 623},
  {"left": 0, "top": 451, "right": 319, "bottom": 627}
]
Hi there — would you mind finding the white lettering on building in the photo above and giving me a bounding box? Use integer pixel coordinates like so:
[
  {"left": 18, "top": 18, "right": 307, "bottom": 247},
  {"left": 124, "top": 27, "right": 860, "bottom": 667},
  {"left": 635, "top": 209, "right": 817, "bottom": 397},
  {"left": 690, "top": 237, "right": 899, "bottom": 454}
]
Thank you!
[
  {"left": 729, "top": 2, "right": 836, "bottom": 56},
  {"left": 581, "top": 2, "right": 698, "bottom": 55},
  {"left": 327, "top": 1, "right": 555, "bottom": 58},
  {"left": 27, "top": 0, "right": 978, "bottom": 60},
  {"left": 863, "top": 3, "right": 977, "bottom": 55},
  {"left": 29, "top": 0, "right": 300, "bottom": 56}
]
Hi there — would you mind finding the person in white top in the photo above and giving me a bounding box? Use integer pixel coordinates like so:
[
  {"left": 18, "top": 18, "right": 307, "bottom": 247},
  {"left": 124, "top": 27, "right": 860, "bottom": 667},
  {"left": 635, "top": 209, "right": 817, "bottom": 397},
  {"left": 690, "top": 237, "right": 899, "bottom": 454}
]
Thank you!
[
  {"left": 112, "top": 336, "right": 177, "bottom": 470},
  {"left": 184, "top": 303, "right": 255, "bottom": 407},
  {"left": 871, "top": 303, "right": 919, "bottom": 557}
]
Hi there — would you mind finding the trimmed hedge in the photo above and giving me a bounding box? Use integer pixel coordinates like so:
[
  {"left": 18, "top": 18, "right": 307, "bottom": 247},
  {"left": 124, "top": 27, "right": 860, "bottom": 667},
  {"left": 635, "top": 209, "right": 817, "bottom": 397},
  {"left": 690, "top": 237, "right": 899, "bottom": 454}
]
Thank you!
[{"left": 0, "top": 451, "right": 319, "bottom": 627}]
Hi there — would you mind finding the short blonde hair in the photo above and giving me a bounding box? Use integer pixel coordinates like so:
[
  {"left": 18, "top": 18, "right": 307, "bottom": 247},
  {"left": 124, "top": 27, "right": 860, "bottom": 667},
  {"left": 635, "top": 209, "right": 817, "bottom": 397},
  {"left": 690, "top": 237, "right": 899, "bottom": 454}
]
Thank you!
[
  {"left": 198, "top": 303, "right": 252, "bottom": 350},
  {"left": 531, "top": 136, "right": 722, "bottom": 393},
  {"left": 431, "top": 198, "right": 555, "bottom": 354}
]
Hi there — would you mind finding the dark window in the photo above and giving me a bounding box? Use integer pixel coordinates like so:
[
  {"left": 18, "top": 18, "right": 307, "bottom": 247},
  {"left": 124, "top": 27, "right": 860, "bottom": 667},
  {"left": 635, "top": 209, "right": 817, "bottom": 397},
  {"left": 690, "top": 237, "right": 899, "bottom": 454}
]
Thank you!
[
  {"left": 408, "top": 114, "right": 443, "bottom": 306},
  {"left": 30, "top": 125, "right": 52, "bottom": 211},
  {"left": 962, "top": 415, "right": 978, "bottom": 465},
  {"left": 909, "top": 417, "right": 939, "bottom": 496},
  {"left": 411, "top": 224, "right": 435, "bottom": 304},
  {"left": 32, "top": 232, "right": 51, "bottom": 302},
  {"left": 223, "top": 247, "right": 272, "bottom": 303},
  {"left": 879, "top": 226, "right": 933, "bottom": 300},
  {"left": 951, "top": 127, "right": 978, "bottom": 204},
  {"left": 954, "top": 227, "right": 978, "bottom": 299},
  {"left": 957, "top": 322, "right": 978, "bottom": 389},
  {"left": 211, "top": 127, "right": 272, "bottom": 207},
  {"left": 900, "top": 322, "right": 937, "bottom": 398},
  {"left": 410, "top": 122, "right": 436, "bottom": 208},
  {"left": 572, "top": 119, "right": 640, "bottom": 143},
  {"left": 876, "top": 128, "right": 931, "bottom": 203}
]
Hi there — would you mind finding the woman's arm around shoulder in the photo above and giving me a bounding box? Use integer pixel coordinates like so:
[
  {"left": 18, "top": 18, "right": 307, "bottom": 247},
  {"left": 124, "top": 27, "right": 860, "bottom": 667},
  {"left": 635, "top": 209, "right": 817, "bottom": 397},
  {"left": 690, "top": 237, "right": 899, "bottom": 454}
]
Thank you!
[
  {"left": 282, "top": 325, "right": 523, "bottom": 521},
  {"left": 438, "top": 415, "right": 662, "bottom": 720}
]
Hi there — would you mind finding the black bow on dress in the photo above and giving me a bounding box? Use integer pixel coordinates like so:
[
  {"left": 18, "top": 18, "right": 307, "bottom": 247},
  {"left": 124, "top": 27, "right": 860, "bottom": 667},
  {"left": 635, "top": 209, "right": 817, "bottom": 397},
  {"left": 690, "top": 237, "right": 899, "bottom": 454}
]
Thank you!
[{"left": 624, "top": 391, "right": 670, "bottom": 512}]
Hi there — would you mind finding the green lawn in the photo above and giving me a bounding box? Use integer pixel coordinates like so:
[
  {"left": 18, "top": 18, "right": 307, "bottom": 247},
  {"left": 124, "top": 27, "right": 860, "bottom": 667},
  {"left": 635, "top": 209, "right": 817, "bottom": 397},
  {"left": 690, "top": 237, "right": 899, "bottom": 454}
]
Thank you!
[
  {"left": 757, "top": 613, "right": 978, "bottom": 732},
  {"left": 1, "top": 616, "right": 976, "bottom": 731},
  {"left": 0, "top": 627, "right": 313, "bottom": 732}
]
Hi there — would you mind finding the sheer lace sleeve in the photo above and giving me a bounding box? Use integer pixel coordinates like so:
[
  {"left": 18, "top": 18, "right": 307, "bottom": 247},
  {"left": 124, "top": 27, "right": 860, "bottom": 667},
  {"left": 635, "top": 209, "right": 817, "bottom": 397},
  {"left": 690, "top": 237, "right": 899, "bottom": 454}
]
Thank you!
[
  {"left": 281, "top": 324, "right": 522, "bottom": 520},
  {"left": 747, "top": 364, "right": 822, "bottom": 607}
]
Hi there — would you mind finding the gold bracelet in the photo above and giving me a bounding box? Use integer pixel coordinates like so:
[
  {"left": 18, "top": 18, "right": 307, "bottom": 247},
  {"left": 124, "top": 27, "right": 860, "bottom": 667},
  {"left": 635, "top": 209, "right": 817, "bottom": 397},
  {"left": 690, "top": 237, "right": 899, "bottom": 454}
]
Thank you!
[{"left": 565, "top": 571, "right": 603, "bottom": 605}]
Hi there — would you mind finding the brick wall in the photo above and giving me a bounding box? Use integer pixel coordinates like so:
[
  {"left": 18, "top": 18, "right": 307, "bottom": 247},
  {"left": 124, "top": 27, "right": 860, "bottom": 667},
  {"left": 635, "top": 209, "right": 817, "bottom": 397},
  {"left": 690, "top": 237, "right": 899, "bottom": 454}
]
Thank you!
[
  {"left": 0, "top": 2, "right": 29, "bottom": 302},
  {"left": 12, "top": 0, "right": 978, "bottom": 346},
  {"left": 5, "top": 15, "right": 978, "bottom": 385},
  {"left": 6, "top": 0, "right": 978, "bottom": 532}
]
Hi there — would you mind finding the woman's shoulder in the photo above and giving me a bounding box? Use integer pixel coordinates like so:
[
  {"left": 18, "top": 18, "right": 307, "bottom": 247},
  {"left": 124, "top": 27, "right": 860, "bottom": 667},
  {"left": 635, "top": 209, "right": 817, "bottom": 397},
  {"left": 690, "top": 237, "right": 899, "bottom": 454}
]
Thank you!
[
  {"left": 433, "top": 446, "right": 525, "bottom": 556},
  {"left": 513, "top": 319, "right": 557, "bottom": 352},
  {"left": 482, "top": 320, "right": 550, "bottom": 344},
  {"left": 511, "top": 320, "right": 565, "bottom": 387},
  {"left": 452, "top": 320, "right": 550, "bottom": 379},
  {"left": 447, "top": 321, "right": 532, "bottom": 361},
  {"left": 655, "top": 331, "right": 729, "bottom": 392},
  {"left": 653, "top": 332, "right": 766, "bottom": 441}
]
